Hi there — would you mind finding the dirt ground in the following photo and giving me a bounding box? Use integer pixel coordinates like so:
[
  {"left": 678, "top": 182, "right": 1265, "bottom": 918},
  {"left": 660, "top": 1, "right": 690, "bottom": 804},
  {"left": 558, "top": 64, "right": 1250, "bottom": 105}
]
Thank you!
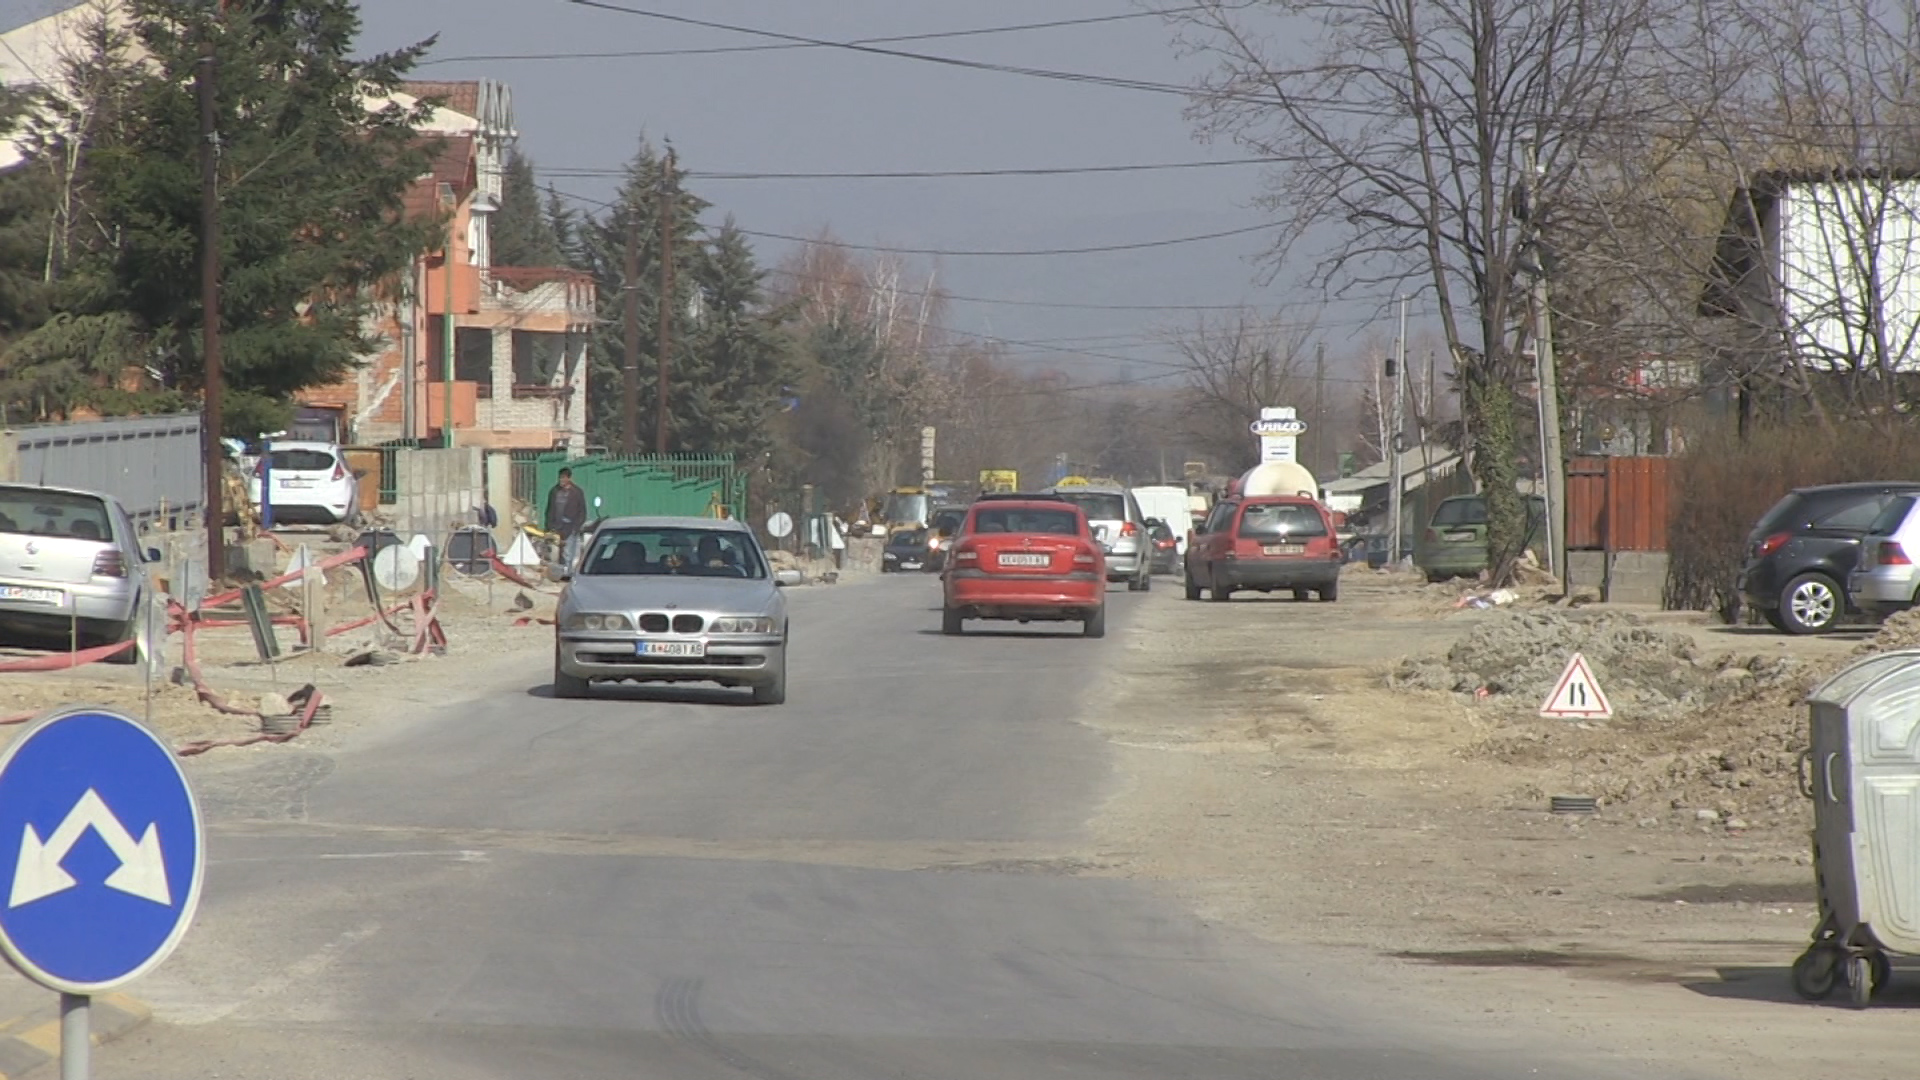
[
  {"left": 1082, "top": 568, "right": 1920, "bottom": 1080},
  {"left": 0, "top": 542, "right": 564, "bottom": 758}
]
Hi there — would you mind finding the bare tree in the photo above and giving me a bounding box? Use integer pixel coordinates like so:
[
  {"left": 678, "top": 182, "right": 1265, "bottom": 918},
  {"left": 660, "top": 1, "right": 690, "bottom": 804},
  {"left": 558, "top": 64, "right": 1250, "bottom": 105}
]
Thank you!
[
  {"left": 1168, "top": 309, "right": 1316, "bottom": 472},
  {"left": 1173, "top": 0, "right": 1664, "bottom": 580}
]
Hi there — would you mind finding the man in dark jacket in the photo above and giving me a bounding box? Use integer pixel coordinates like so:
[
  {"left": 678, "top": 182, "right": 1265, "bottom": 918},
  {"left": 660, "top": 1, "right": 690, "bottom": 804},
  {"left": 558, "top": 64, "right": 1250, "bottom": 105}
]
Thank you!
[{"left": 545, "top": 468, "right": 589, "bottom": 568}]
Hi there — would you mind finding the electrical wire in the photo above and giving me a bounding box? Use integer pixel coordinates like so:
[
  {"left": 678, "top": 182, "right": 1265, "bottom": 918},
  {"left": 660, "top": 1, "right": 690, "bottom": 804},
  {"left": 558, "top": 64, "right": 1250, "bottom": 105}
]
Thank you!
[
  {"left": 542, "top": 158, "right": 1277, "bottom": 181},
  {"left": 545, "top": 184, "right": 1276, "bottom": 260},
  {"left": 422, "top": 4, "right": 1241, "bottom": 66},
  {"left": 730, "top": 221, "right": 1277, "bottom": 258}
]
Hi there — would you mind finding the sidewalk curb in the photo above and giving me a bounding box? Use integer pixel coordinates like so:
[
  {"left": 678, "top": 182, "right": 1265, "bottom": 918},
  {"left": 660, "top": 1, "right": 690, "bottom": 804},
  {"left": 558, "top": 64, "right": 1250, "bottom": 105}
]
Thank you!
[{"left": 0, "top": 993, "right": 149, "bottom": 1078}]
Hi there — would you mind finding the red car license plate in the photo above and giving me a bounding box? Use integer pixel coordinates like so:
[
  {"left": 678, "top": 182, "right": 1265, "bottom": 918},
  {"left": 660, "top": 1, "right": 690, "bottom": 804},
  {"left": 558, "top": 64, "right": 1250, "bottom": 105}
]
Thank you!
[
  {"left": 998, "top": 553, "right": 1050, "bottom": 567},
  {"left": 1262, "top": 544, "right": 1305, "bottom": 556}
]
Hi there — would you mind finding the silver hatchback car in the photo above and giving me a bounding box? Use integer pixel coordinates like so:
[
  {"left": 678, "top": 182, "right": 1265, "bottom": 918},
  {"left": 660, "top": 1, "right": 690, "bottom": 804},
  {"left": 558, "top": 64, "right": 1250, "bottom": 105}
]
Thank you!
[
  {"left": 1852, "top": 494, "right": 1920, "bottom": 615},
  {"left": 553, "top": 516, "right": 789, "bottom": 704},
  {"left": 1042, "top": 483, "right": 1152, "bottom": 592},
  {"left": 0, "top": 483, "right": 155, "bottom": 660}
]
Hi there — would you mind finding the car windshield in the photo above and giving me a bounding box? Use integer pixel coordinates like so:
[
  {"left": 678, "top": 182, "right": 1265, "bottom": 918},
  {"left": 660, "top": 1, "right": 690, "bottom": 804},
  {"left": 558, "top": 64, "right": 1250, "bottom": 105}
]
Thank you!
[
  {"left": 971, "top": 508, "right": 1083, "bottom": 536},
  {"left": 1053, "top": 491, "right": 1126, "bottom": 522},
  {"left": 268, "top": 448, "right": 337, "bottom": 472},
  {"left": 1238, "top": 503, "right": 1327, "bottom": 538},
  {"left": 1431, "top": 498, "right": 1488, "bottom": 527},
  {"left": 890, "top": 529, "right": 929, "bottom": 547},
  {"left": 579, "top": 526, "right": 767, "bottom": 579},
  {"left": 882, "top": 493, "right": 929, "bottom": 524},
  {"left": 0, "top": 487, "right": 113, "bottom": 541}
]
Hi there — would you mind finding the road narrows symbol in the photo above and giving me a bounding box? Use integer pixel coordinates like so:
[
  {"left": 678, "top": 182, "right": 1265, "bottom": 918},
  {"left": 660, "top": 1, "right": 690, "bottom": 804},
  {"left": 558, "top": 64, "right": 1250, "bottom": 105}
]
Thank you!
[{"left": 1540, "top": 653, "right": 1613, "bottom": 720}]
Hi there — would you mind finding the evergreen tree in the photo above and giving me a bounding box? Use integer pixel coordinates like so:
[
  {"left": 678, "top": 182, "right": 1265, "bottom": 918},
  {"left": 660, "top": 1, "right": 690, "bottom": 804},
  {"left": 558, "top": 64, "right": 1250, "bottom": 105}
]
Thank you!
[
  {"left": 6, "top": 0, "right": 440, "bottom": 436},
  {"left": 679, "top": 221, "right": 790, "bottom": 462},
  {"left": 491, "top": 149, "right": 563, "bottom": 267}
]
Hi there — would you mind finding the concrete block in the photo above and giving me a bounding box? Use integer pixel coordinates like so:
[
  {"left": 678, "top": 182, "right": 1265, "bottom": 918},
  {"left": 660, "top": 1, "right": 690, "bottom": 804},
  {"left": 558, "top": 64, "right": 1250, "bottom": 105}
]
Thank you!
[{"left": 1568, "top": 550, "right": 1669, "bottom": 606}]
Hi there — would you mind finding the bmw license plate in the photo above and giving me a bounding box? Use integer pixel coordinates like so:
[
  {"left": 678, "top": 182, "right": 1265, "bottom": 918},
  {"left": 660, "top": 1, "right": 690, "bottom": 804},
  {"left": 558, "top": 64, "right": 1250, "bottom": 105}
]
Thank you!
[
  {"left": 998, "top": 553, "right": 1050, "bottom": 567},
  {"left": 0, "top": 585, "right": 62, "bottom": 605},
  {"left": 637, "top": 640, "right": 704, "bottom": 658},
  {"left": 1262, "top": 544, "right": 1305, "bottom": 556}
]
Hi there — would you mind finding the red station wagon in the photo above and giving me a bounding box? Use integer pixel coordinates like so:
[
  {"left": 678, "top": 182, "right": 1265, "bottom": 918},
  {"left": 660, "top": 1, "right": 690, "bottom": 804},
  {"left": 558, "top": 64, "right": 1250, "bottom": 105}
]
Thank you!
[
  {"left": 1184, "top": 495, "right": 1343, "bottom": 603},
  {"left": 941, "top": 497, "right": 1108, "bottom": 637}
]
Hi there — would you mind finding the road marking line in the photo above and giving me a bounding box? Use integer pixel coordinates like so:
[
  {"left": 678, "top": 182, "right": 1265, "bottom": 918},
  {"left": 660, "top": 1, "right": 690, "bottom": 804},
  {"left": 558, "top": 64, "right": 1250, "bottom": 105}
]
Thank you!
[{"left": 169, "top": 924, "right": 380, "bottom": 1026}]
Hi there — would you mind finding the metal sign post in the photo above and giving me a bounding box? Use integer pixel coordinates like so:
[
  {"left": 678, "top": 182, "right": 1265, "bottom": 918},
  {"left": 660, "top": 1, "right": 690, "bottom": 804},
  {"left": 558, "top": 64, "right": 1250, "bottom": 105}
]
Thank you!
[{"left": 0, "top": 707, "right": 204, "bottom": 1080}]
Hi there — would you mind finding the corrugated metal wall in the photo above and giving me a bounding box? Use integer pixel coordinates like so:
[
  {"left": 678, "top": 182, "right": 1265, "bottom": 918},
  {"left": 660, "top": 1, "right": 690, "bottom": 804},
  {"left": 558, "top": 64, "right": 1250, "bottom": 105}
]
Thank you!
[
  {"left": 11, "top": 414, "right": 204, "bottom": 524},
  {"left": 1567, "top": 456, "right": 1670, "bottom": 552}
]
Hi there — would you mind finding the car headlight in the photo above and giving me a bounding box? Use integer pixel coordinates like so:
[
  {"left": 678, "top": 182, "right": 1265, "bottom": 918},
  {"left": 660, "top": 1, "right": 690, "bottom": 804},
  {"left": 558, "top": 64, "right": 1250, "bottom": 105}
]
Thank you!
[
  {"left": 564, "top": 613, "right": 632, "bottom": 631},
  {"left": 709, "top": 616, "right": 776, "bottom": 634}
]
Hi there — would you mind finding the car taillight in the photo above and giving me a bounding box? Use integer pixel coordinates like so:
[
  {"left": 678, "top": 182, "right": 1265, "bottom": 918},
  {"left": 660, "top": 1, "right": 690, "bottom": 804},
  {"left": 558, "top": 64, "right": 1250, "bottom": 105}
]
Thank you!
[
  {"left": 1756, "top": 532, "right": 1792, "bottom": 557},
  {"left": 91, "top": 549, "right": 126, "bottom": 578},
  {"left": 1121, "top": 521, "right": 1138, "bottom": 537},
  {"left": 254, "top": 459, "right": 265, "bottom": 478},
  {"left": 1880, "top": 541, "right": 1912, "bottom": 566},
  {"left": 1074, "top": 550, "right": 1096, "bottom": 565},
  {"left": 332, "top": 460, "right": 347, "bottom": 482},
  {"left": 954, "top": 547, "right": 978, "bottom": 564}
]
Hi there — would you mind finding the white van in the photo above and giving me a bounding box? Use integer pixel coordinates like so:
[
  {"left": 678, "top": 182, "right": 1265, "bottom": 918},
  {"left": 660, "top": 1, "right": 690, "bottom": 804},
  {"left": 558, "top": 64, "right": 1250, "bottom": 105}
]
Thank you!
[{"left": 1131, "top": 486, "right": 1197, "bottom": 556}]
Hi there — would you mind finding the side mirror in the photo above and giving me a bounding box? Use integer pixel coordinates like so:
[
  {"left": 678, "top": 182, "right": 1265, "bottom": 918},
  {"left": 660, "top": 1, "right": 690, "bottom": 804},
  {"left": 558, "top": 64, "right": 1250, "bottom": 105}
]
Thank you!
[
  {"left": 1332, "top": 512, "right": 1348, "bottom": 527},
  {"left": 775, "top": 569, "right": 802, "bottom": 587}
]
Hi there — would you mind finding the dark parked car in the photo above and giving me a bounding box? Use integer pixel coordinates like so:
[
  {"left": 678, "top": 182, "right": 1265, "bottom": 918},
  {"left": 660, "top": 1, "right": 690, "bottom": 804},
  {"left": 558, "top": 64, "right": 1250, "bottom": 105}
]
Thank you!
[
  {"left": 1145, "top": 518, "right": 1180, "bottom": 575},
  {"left": 1739, "top": 482, "right": 1920, "bottom": 634}
]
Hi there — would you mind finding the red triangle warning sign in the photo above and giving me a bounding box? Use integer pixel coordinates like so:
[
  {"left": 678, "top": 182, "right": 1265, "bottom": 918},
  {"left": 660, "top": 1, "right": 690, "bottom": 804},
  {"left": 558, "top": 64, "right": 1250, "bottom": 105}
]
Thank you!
[{"left": 1540, "top": 652, "right": 1612, "bottom": 719}]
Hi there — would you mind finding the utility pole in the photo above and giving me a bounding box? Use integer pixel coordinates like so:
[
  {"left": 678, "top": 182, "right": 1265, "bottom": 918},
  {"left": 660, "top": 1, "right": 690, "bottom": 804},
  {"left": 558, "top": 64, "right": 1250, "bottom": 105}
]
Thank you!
[
  {"left": 621, "top": 215, "right": 640, "bottom": 455},
  {"left": 1313, "top": 341, "right": 1326, "bottom": 478},
  {"left": 1525, "top": 147, "right": 1568, "bottom": 584},
  {"left": 196, "top": 23, "right": 224, "bottom": 582},
  {"left": 441, "top": 197, "right": 455, "bottom": 449},
  {"left": 1388, "top": 296, "right": 1408, "bottom": 567},
  {"left": 1534, "top": 262, "right": 1567, "bottom": 583},
  {"left": 654, "top": 148, "right": 676, "bottom": 456}
]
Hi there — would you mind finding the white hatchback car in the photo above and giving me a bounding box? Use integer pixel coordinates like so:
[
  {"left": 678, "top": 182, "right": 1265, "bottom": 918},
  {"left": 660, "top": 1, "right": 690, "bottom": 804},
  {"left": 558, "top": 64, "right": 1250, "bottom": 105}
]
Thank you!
[
  {"left": 248, "top": 441, "right": 360, "bottom": 526},
  {"left": 1852, "top": 494, "right": 1920, "bottom": 615}
]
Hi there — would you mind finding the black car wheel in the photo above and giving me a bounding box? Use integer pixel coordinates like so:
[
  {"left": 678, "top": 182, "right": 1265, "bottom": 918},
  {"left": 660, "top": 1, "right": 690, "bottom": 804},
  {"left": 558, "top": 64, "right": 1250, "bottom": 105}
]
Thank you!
[
  {"left": 1184, "top": 571, "right": 1202, "bottom": 601},
  {"left": 1780, "top": 573, "right": 1842, "bottom": 634}
]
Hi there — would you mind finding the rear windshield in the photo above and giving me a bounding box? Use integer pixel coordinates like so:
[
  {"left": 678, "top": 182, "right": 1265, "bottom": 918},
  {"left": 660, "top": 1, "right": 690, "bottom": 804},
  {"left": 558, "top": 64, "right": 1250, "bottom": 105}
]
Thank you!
[
  {"left": 0, "top": 488, "right": 113, "bottom": 541},
  {"left": 1051, "top": 491, "right": 1126, "bottom": 523},
  {"left": 971, "top": 508, "right": 1083, "bottom": 536},
  {"left": 1430, "top": 498, "right": 1488, "bottom": 526},
  {"left": 269, "top": 448, "right": 337, "bottom": 472},
  {"left": 1238, "top": 503, "right": 1328, "bottom": 538},
  {"left": 1870, "top": 496, "right": 1917, "bottom": 536}
]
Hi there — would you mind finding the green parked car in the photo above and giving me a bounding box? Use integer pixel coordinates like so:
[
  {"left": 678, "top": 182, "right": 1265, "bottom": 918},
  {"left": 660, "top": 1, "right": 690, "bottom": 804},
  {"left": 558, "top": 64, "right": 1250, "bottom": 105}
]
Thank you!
[{"left": 1416, "top": 494, "right": 1548, "bottom": 582}]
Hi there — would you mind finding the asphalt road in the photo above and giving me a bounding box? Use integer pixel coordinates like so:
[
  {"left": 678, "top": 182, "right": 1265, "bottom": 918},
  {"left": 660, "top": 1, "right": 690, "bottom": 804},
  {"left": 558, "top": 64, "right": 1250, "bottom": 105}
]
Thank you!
[{"left": 96, "top": 576, "right": 1676, "bottom": 1079}]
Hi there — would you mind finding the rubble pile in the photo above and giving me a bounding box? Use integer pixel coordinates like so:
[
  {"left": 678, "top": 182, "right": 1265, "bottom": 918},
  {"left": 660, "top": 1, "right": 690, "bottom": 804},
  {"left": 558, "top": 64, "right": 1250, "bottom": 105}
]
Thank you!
[
  {"left": 1390, "top": 610, "right": 1786, "bottom": 716},
  {"left": 1403, "top": 609, "right": 1920, "bottom": 828}
]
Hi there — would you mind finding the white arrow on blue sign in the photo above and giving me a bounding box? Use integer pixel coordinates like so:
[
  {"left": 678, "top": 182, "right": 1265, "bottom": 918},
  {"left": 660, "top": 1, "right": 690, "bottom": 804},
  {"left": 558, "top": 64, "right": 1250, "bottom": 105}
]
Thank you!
[{"left": 0, "top": 707, "right": 203, "bottom": 994}]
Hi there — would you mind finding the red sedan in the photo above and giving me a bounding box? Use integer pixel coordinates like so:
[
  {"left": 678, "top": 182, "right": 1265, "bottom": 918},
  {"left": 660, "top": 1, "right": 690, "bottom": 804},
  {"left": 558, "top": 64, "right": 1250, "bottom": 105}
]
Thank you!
[{"left": 941, "top": 497, "right": 1108, "bottom": 637}]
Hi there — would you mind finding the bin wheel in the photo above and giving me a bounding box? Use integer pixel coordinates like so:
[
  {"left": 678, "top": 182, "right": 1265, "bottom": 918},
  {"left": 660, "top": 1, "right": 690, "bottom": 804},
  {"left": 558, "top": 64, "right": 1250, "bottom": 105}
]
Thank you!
[
  {"left": 1791, "top": 947, "right": 1838, "bottom": 1000},
  {"left": 1848, "top": 953, "right": 1875, "bottom": 1008}
]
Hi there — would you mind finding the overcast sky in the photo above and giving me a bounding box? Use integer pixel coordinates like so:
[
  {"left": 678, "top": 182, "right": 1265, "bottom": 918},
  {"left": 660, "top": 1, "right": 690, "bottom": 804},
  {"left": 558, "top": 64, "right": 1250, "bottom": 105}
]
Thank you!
[{"left": 347, "top": 0, "right": 1356, "bottom": 388}]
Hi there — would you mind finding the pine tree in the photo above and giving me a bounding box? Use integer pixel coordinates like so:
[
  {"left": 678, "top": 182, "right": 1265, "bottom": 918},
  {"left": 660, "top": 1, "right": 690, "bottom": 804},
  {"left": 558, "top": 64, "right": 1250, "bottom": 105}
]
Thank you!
[
  {"left": 491, "top": 149, "right": 563, "bottom": 268},
  {"left": 679, "top": 221, "right": 790, "bottom": 461},
  {"left": 6, "top": 0, "right": 440, "bottom": 436}
]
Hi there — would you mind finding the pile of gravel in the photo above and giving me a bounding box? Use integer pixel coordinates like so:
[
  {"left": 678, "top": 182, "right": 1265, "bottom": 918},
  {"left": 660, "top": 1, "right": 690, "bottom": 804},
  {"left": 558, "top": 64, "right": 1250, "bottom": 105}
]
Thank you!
[{"left": 1390, "top": 610, "right": 1799, "bottom": 717}]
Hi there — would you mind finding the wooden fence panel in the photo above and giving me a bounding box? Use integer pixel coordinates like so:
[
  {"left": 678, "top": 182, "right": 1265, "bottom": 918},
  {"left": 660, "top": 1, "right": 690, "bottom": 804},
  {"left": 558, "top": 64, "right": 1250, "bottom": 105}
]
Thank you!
[{"left": 1566, "top": 456, "right": 1670, "bottom": 552}]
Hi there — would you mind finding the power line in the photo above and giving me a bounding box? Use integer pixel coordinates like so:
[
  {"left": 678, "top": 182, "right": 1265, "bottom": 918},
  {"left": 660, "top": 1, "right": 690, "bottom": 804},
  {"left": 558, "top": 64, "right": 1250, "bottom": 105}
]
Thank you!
[
  {"left": 546, "top": 183, "right": 1275, "bottom": 258},
  {"left": 543, "top": 158, "right": 1276, "bottom": 181},
  {"left": 731, "top": 221, "right": 1276, "bottom": 258},
  {"left": 421, "top": 4, "right": 1238, "bottom": 66}
]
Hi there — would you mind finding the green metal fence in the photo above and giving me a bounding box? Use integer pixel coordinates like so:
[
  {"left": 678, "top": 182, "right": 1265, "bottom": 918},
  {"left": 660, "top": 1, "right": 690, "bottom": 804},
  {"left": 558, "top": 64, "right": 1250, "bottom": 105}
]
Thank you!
[{"left": 516, "top": 452, "right": 745, "bottom": 523}]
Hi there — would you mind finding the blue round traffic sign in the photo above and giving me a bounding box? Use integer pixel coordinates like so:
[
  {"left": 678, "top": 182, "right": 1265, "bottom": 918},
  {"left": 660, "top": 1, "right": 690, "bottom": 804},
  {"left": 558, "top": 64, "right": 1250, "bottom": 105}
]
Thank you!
[{"left": 0, "top": 707, "right": 203, "bottom": 993}]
